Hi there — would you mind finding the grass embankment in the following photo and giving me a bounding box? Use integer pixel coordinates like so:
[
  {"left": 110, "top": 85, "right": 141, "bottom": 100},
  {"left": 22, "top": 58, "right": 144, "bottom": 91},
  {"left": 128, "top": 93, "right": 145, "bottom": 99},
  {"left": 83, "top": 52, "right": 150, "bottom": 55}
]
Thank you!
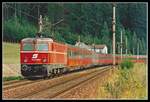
[
  {"left": 3, "top": 42, "right": 22, "bottom": 80},
  {"left": 97, "top": 62, "right": 147, "bottom": 99},
  {"left": 3, "top": 42, "right": 20, "bottom": 64}
]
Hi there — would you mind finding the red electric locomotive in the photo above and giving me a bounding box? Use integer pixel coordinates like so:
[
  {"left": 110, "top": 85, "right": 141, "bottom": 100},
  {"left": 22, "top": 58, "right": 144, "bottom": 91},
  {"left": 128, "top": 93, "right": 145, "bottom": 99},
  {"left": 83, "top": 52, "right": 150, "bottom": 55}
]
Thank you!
[
  {"left": 20, "top": 38, "right": 67, "bottom": 78},
  {"left": 20, "top": 37, "right": 146, "bottom": 78}
]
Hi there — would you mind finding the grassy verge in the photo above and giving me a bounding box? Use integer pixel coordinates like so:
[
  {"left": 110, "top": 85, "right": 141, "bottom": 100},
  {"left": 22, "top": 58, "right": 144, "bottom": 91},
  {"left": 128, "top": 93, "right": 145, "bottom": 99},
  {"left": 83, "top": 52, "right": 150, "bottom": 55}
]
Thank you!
[
  {"left": 97, "top": 63, "right": 147, "bottom": 99},
  {"left": 3, "top": 76, "right": 23, "bottom": 81},
  {"left": 3, "top": 42, "right": 20, "bottom": 64}
]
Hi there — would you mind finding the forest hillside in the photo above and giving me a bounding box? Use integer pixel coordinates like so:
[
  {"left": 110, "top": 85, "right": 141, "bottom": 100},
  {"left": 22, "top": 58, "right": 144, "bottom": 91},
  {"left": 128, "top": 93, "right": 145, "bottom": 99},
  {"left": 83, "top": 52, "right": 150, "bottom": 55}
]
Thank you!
[{"left": 3, "top": 3, "right": 147, "bottom": 54}]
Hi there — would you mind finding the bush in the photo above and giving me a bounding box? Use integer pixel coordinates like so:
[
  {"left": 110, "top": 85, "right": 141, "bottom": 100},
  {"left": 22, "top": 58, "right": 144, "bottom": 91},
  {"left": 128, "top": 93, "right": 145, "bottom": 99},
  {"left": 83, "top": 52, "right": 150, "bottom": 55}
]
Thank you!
[
  {"left": 104, "top": 63, "right": 146, "bottom": 99},
  {"left": 3, "top": 16, "right": 37, "bottom": 42},
  {"left": 3, "top": 76, "right": 23, "bottom": 81},
  {"left": 120, "top": 59, "right": 134, "bottom": 70}
]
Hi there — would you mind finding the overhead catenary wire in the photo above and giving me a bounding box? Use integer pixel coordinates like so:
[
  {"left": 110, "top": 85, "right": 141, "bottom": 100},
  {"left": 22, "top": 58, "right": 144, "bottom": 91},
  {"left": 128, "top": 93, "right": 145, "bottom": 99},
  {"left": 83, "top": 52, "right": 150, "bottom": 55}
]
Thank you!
[
  {"left": 4, "top": 4, "right": 65, "bottom": 27},
  {"left": 52, "top": 18, "right": 64, "bottom": 26},
  {"left": 4, "top": 4, "right": 38, "bottom": 20}
]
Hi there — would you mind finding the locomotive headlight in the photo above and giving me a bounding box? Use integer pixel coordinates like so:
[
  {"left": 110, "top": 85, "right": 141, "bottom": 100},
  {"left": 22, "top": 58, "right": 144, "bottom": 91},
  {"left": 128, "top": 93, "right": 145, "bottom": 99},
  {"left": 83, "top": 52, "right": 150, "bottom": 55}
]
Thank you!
[
  {"left": 21, "top": 65, "right": 28, "bottom": 71},
  {"left": 24, "top": 59, "right": 27, "bottom": 63},
  {"left": 42, "top": 58, "right": 47, "bottom": 63}
]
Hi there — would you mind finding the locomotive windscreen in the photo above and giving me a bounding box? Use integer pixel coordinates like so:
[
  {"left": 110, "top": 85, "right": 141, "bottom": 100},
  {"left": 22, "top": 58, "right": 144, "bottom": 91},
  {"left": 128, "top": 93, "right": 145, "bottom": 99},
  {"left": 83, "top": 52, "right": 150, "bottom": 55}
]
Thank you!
[
  {"left": 23, "top": 43, "right": 34, "bottom": 51},
  {"left": 22, "top": 43, "right": 48, "bottom": 51},
  {"left": 37, "top": 44, "right": 48, "bottom": 51},
  {"left": 21, "top": 38, "right": 53, "bottom": 51}
]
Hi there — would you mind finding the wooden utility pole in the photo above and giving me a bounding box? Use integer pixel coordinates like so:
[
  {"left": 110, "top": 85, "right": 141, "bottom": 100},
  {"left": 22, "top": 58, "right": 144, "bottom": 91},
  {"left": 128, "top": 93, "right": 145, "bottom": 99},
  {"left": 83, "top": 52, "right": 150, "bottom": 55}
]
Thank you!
[
  {"left": 137, "top": 42, "right": 139, "bottom": 59},
  {"left": 38, "top": 15, "right": 43, "bottom": 33},
  {"left": 112, "top": 3, "right": 116, "bottom": 68},
  {"left": 126, "top": 36, "right": 128, "bottom": 55},
  {"left": 78, "top": 35, "right": 80, "bottom": 42},
  {"left": 117, "top": 42, "right": 120, "bottom": 54},
  {"left": 15, "top": 3, "right": 16, "bottom": 18},
  {"left": 37, "top": 5, "right": 40, "bottom": 18},
  {"left": 120, "top": 30, "right": 123, "bottom": 60},
  {"left": 36, "top": 15, "right": 43, "bottom": 37}
]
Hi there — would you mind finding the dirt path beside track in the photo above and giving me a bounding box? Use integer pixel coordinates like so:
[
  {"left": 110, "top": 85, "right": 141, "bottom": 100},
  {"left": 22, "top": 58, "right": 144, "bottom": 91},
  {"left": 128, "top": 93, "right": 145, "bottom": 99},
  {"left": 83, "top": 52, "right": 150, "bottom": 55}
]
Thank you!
[{"left": 3, "top": 64, "right": 21, "bottom": 77}]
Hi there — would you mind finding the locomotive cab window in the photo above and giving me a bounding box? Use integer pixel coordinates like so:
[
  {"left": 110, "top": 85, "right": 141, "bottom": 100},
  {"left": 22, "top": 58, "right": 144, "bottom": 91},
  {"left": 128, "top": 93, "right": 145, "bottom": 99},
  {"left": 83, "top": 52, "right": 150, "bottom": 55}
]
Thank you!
[
  {"left": 22, "top": 43, "right": 34, "bottom": 51},
  {"left": 37, "top": 44, "right": 48, "bottom": 51}
]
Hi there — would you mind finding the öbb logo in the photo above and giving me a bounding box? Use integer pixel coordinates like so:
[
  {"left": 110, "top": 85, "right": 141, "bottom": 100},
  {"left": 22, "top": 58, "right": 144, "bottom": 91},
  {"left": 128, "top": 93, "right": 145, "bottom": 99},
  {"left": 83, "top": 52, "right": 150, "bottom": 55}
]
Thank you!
[{"left": 32, "top": 54, "right": 38, "bottom": 59}]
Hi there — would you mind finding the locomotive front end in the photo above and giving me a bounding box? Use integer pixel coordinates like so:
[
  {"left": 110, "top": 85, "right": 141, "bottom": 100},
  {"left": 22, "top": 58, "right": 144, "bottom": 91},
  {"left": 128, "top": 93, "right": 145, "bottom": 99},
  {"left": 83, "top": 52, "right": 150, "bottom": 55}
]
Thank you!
[{"left": 20, "top": 38, "right": 53, "bottom": 78}]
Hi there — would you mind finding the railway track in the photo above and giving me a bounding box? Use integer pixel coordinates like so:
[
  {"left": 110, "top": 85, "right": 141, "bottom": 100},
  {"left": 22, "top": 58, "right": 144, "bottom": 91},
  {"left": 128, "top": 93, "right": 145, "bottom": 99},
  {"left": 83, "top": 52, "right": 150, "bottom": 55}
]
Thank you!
[
  {"left": 3, "top": 65, "right": 112, "bottom": 99},
  {"left": 3, "top": 79, "right": 42, "bottom": 91},
  {"left": 3, "top": 80, "right": 23, "bottom": 86},
  {"left": 24, "top": 66, "right": 110, "bottom": 99}
]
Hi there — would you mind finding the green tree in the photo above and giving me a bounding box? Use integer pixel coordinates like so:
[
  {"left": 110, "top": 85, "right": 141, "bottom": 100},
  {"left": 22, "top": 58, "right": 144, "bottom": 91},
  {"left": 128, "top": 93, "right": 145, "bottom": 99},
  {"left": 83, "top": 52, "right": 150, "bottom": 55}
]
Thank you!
[{"left": 101, "top": 21, "right": 111, "bottom": 53}]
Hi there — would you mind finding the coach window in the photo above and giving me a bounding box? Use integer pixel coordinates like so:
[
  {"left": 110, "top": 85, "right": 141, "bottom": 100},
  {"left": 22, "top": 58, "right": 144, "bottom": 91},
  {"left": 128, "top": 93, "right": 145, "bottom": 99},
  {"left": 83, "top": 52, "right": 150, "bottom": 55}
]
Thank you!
[
  {"left": 73, "top": 51, "right": 77, "bottom": 57},
  {"left": 68, "top": 50, "right": 72, "bottom": 57},
  {"left": 23, "top": 43, "right": 34, "bottom": 51},
  {"left": 37, "top": 44, "right": 48, "bottom": 51}
]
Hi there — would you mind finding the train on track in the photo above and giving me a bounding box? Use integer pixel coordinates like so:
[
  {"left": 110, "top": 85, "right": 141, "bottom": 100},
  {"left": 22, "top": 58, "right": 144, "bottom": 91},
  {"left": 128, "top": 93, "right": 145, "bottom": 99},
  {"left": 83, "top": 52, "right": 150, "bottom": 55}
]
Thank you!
[{"left": 20, "top": 37, "right": 146, "bottom": 78}]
